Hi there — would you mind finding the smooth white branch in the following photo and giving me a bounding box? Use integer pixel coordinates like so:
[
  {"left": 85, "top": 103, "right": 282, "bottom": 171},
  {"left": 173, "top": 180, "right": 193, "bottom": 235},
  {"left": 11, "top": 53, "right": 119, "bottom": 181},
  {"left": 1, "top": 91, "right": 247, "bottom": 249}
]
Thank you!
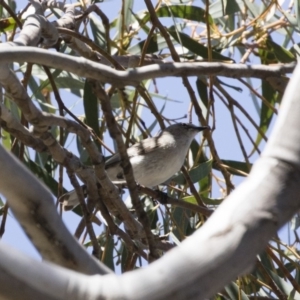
[{"left": 0, "top": 145, "right": 111, "bottom": 275}]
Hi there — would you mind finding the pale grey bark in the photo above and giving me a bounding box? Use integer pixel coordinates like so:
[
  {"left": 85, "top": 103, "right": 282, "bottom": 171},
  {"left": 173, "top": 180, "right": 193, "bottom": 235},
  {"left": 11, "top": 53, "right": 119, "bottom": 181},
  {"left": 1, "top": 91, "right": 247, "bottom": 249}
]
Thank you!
[
  {"left": 0, "top": 46, "right": 294, "bottom": 87},
  {"left": 0, "top": 145, "right": 111, "bottom": 275},
  {"left": 0, "top": 242, "right": 89, "bottom": 300}
]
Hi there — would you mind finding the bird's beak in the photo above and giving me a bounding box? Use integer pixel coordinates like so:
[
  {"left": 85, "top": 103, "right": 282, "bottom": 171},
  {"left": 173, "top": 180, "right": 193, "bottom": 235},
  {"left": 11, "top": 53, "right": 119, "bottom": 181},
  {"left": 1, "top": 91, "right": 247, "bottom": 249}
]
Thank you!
[{"left": 198, "top": 126, "right": 210, "bottom": 131}]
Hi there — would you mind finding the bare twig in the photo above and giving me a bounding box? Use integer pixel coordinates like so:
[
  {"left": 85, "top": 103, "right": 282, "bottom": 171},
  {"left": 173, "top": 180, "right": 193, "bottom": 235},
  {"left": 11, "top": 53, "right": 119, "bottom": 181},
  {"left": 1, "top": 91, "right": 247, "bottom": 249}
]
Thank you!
[
  {"left": 94, "top": 81, "right": 160, "bottom": 262},
  {"left": 67, "top": 171, "right": 101, "bottom": 260},
  {"left": 138, "top": 186, "right": 213, "bottom": 217}
]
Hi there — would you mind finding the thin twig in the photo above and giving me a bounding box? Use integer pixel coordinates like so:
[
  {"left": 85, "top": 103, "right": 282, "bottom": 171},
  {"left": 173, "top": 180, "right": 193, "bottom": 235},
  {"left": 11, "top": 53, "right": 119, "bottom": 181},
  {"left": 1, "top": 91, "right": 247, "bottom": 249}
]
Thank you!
[
  {"left": 215, "top": 82, "right": 268, "bottom": 142},
  {"left": 255, "top": 260, "right": 287, "bottom": 300},
  {"left": 96, "top": 198, "right": 148, "bottom": 260},
  {"left": 144, "top": 0, "right": 234, "bottom": 194},
  {"left": 0, "top": 203, "right": 9, "bottom": 237},
  {"left": 139, "top": 186, "right": 213, "bottom": 217},
  {"left": 94, "top": 81, "right": 160, "bottom": 261},
  {"left": 239, "top": 78, "right": 278, "bottom": 114},
  {"left": 67, "top": 171, "right": 101, "bottom": 260},
  {"left": 181, "top": 167, "right": 206, "bottom": 207},
  {"left": 57, "top": 28, "right": 124, "bottom": 70},
  {"left": 266, "top": 246, "right": 300, "bottom": 293}
]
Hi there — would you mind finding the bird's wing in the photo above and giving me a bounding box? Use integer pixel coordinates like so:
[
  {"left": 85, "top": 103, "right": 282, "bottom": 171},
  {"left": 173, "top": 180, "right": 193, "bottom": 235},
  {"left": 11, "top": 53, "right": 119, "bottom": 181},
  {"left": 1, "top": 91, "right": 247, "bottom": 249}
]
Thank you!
[
  {"left": 127, "top": 136, "right": 159, "bottom": 156},
  {"left": 59, "top": 185, "right": 87, "bottom": 211},
  {"left": 104, "top": 153, "right": 121, "bottom": 169},
  {"left": 105, "top": 136, "right": 160, "bottom": 167}
]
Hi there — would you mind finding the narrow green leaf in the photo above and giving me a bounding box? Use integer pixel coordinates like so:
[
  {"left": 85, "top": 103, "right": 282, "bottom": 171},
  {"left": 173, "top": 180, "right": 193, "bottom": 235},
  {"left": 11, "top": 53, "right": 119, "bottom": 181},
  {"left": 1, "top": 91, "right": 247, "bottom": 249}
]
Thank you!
[
  {"left": 224, "top": 0, "right": 240, "bottom": 15},
  {"left": 196, "top": 77, "right": 209, "bottom": 108},
  {"left": 173, "top": 160, "right": 212, "bottom": 185},
  {"left": 90, "top": 14, "right": 107, "bottom": 49},
  {"left": 32, "top": 67, "right": 63, "bottom": 96},
  {"left": 0, "top": 17, "right": 17, "bottom": 32},
  {"left": 148, "top": 92, "right": 182, "bottom": 103},
  {"left": 25, "top": 159, "right": 65, "bottom": 197},
  {"left": 202, "top": 197, "right": 223, "bottom": 206},
  {"left": 217, "top": 160, "right": 252, "bottom": 176},
  {"left": 266, "top": 39, "right": 295, "bottom": 63},
  {"left": 294, "top": 0, "right": 300, "bottom": 30},
  {"left": 120, "top": 242, "right": 131, "bottom": 273},
  {"left": 266, "top": 270, "right": 300, "bottom": 298},
  {"left": 225, "top": 282, "right": 250, "bottom": 300},
  {"left": 0, "top": 204, "right": 5, "bottom": 216},
  {"left": 289, "top": 289, "right": 297, "bottom": 300},
  {"left": 128, "top": 34, "right": 168, "bottom": 55},
  {"left": 27, "top": 75, "right": 56, "bottom": 114},
  {"left": 198, "top": 164, "right": 212, "bottom": 198},
  {"left": 76, "top": 134, "right": 90, "bottom": 165},
  {"left": 24, "top": 61, "right": 84, "bottom": 100},
  {"left": 1, "top": 128, "right": 11, "bottom": 150},
  {"left": 143, "top": 5, "right": 213, "bottom": 25},
  {"left": 276, "top": 262, "right": 297, "bottom": 278},
  {"left": 83, "top": 80, "right": 100, "bottom": 137},
  {"left": 101, "top": 234, "right": 115, "bottom": 272},
  {"left": 258, "top": 251, "right": 275, "bottom": 272},
  {"left": 183, "top": 195, "right": 223, "bottom": 206},
  {"left": 171, "top": 206, "right": 190, "bottom": 241},
  {"left": 296, "top": 268, "right": 300, "bottom": 285},
  {"left": 122, "top": 0, "right": 133, "bottom": 29},
  {"left": 53, "top": 76, "right": 84, "bottom": 91},
  {"left": 243, "top": 0, "right": 261, "bottom": 18},
  {"left": 256, "top": 80, "right": 277, "bottom": 146},
  {"left": 209, "top": 0, "right": 241, "bottom": 18},
  {"left": 115, "top": 0, "right": 133, "bottom": 49},
  {"left": 150, "top": 208, "right": 159, "bottom": 230},
  {"left": 168, "top": 28, "right": 234, "bottom": 62}
]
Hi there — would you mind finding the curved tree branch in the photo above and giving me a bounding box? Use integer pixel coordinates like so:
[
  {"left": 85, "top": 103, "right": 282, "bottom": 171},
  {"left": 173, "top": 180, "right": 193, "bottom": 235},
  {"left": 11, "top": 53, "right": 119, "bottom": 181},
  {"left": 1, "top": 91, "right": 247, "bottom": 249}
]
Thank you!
[
  {"left": 0, "top": 145, "right": 111, "bottom": 275},
  {"left": 0, "top": 47, "right": 294, "bottom": 87}
]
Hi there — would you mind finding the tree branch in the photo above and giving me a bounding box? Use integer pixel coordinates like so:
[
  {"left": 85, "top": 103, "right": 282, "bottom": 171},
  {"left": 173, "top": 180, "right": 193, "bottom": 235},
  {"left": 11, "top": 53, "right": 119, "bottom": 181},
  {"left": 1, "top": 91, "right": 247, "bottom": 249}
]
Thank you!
[
  {"left": 0, "top": 145, "right": 111, "bottom": 275},
  {"left": 0, "top": 47, "right": 294, "bottom": 86}
]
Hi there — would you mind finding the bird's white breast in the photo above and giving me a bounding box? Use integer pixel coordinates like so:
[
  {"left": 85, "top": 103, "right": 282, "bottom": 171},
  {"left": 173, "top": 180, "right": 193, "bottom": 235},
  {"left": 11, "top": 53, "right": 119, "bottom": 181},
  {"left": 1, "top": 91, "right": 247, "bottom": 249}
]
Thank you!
[{"left": 130, "top": 146, "right": 185, "bottom": 187}]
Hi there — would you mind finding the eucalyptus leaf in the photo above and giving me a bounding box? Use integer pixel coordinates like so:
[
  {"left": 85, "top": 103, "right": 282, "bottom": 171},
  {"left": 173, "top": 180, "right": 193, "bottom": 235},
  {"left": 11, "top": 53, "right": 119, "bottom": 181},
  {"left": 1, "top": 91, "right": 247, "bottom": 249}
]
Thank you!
[
  {"left": 143, "top": 5, "right": 213, "bottom": 25},
  {"left": 168, "top": 27, "right": 234, "bottom": 62},
  {"left": 225, "top": 282, "right": 250, "bottom": 300},
  {"left": 173, "top": 159, "right": 212, "bottom": 185},
  {"left": 83, "top": 80, "right": 100, "bottom": 137}
]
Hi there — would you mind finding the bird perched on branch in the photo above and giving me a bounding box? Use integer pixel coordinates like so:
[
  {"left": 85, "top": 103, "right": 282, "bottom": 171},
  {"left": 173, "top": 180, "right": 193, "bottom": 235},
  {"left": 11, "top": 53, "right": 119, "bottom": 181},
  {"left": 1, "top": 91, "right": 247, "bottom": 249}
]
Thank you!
[{"left": 60, "top": 123, "right": 209, "bottom": 210}]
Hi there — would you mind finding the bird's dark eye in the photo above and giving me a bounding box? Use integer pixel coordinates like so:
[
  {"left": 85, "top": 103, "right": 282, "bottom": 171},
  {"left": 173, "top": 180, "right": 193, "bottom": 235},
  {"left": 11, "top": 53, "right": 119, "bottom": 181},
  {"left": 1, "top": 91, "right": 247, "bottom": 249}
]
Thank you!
[
  {"left": 117, "top": 172, "right": 124, "bottom": 179},
  {"left": 182, "top": 123, "right": 193, "bottom": 129}
]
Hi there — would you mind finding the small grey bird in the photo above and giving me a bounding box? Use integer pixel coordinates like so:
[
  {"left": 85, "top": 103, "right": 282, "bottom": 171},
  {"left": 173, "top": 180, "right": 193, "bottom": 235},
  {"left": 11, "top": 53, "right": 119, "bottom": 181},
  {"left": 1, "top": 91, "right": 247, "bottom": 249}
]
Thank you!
[{"left": 60, "top": 123, "right": 209, "bottom": 209}]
